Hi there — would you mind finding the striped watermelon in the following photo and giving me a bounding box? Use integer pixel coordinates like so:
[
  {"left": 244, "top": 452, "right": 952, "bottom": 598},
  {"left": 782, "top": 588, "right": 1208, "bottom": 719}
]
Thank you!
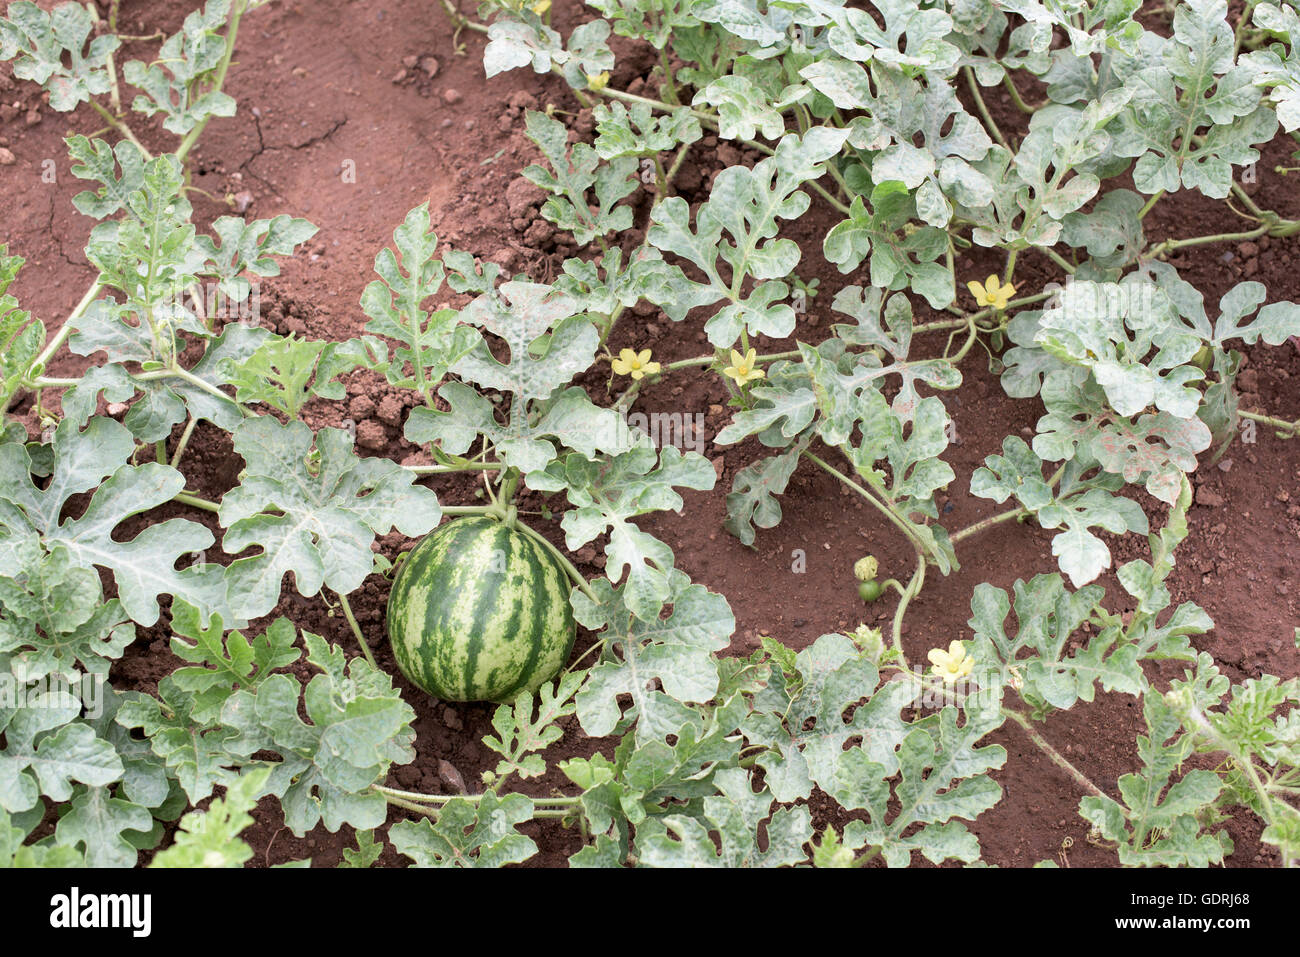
[{"left": 386, "top": 516, "right": 576, "bottom": 703}]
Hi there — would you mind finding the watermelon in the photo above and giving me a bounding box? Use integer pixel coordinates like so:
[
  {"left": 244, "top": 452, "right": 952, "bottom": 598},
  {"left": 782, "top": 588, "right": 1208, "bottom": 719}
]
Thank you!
[{"left": 386, "top": 516, "right": 576, "bottom": 702}]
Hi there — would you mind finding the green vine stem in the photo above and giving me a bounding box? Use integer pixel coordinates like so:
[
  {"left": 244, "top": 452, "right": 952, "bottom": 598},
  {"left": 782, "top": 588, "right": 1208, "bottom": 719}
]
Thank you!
[
  {"left": 17, "top": 281, "right": 104, "bottom": 395},
  {"left": 1039, "top": 246, "right": 1077, "bottom": 275},
  {"left": 88, "top": 100, "right": 153, "bottom": 159},
  {"left": 661, "top": 348, "right": 796, "bottom": 372},
  {"left": 1229, "top": 179, "right": 1269, "bottom": 221},
  {"left": 964, "top": 67, "right": 1010, "bottom": 151},
  {"left": 563, "top": 637, "right": 607, "bottom": 678},
  {"left": 1001, "top": 73, "right": 1040, "bottom": 114},
  {"left": 1137, "top": 189, "right": 1165, "bottom": 220},
  {"left": 176, "top": 0, "right": 247, "bottom": 165},
  {"left": 98, "top": 0, "right": 124, "bottom": 113},
  {"left": 335, "top": 589, "right": 379, "bottom": 670},
  {"left": 382, "top": 793, "right": 442, "bottom": 817},
  {"left": 652, "top": 292, "right": 1050, "bottom": 377},
  {"left": 374, "top": 782, "right": 579, "bottom": 807},
  {"left": 439, "top": 0, "right": 488, "bottom": 34},
  {"left": 169, "top": 416, "right": 199, "bottom": 471},
  {"left": 1238, "top": 408, "right": 1300, "bottom": 437},
  {"left": 888, "top": 668, "right": 1112, "bottom": 803},
  {"left": 172, "top": 490, "right": 220, "bottom": 513},
  {"left": 887, "top": 554, "right": 923, "bottom": 664},
  {"left": 403, "top": 461, "right": 504, "bottom": 475},
  {"left": 946, "top": 315, "right": 980, "bottom": 365},
  {"left": 949, "top": 464, "right": 1063, "bottom": 546},
  {"left": 1234, "top": 0, "right": 1260, "bottom": 54},
  {"left": 1003, "top": 247, "right": 1019, "bottom": 289},
  {"left": 497, "top": 467, "right": 521, "bottom": 504},
  {"left": 657, "top": 41, "right": 680, "bottom": 105},
  {"left": 1003, "top": 708, "right": 1110, "bottom": 801},
  {"left": 506, "top": 513, "right": 600, "bottom": 604},
  {"left": 1225, "top": 182, "right": 1300, "bottom": 237},
  {"left": 802, "top": 450, "right": 932, "bottom": 560},
  {"left": 944, "top": 289, "right": 1056, "bottom": 326},
  {"left": 134, "top": 365, "right": 243, "bottom": 406},
  {"left": 913, "top": 316, "right": 972, "bottom": 336},
  {"left": 949, "top": 506, "right": 1029, "bottom": 544},
  {"left": 438, "top": 505, "right": 497, "bottom": 516},
  {"left": 23, "top": 376, "right": 80, "bottom": 390},
  {"left": 1147, "top": 223, "right": 1271, "bottom": 258},
  {"left": 376, "top": 781, "right": 580, "bottom": 820},
  {"left": 379, "top": 790, "right": 574, "bottom": 821},
  {"left": 884, "top": 661, "right": 1110, "bottom": 802}
]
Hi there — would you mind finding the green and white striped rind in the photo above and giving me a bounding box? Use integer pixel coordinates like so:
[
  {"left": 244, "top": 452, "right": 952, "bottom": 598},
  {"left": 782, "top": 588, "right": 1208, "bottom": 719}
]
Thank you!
[{"left": 386, "top": 516, "right": 576, "bottom": 703}]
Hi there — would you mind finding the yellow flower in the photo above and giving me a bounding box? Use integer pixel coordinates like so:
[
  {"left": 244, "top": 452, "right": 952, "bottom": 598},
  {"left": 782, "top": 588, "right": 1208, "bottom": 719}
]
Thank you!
[
  {"left": 586, "top": 71, "right": 610, "bottom": 93},
  {"left": 723, "top": 348, "right": 765, "bottom": 386},
  {"left": 928, "top": 640, "right": 974, "bottom": 684},
  {"left": 530, "top": 0, "right": 551, "bottom": 15},
  {"left": 611, "top": 348, "right": 660, "bottom": 380},
  {"left": 966, "top": 274, "right": 1016, "bottom": 311}
]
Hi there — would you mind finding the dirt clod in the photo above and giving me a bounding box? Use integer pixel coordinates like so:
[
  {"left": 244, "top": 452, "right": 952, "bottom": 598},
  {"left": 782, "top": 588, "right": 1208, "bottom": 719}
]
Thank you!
[
  {"left": 506, "top": 176, "right": 545, "bottom": 218},
  {"left": 355, "top": 420, "right": 388, "bottom": 451},
  {"left": 1196, "top": 486, "right": 1226, "bottom": 508},
  {"left": 376, "top": 394, "right": 405, "bottom": 427}
]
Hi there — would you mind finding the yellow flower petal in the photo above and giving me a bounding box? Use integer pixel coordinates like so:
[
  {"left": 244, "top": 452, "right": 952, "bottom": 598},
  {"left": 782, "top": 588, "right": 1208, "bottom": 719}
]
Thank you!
[
  {"left": 642, "top": 361, "right": 661, "bottom": 376},
  {"left": 722, "top": 348, "right": 765, "bottom": 385},
  {"left": 928, "top": 641, "right": 974, "bottom": 683},
  {"left": 611, "top": 348, "right": 638, "bottom": 376},
  {"left": 966, "top": 280, "right": 986, "bottom": 301}
]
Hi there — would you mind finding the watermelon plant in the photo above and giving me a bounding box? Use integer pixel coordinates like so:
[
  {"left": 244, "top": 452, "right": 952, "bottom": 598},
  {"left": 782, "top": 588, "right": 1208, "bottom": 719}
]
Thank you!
[{"left": 1, "top": 0, "right": 1299, "bottom": 868}]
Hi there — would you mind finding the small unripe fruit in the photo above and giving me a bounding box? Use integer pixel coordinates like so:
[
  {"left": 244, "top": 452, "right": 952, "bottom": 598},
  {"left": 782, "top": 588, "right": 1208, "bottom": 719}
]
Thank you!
[{"left": 858, "top": 580, "right": 884, "bottom": 602}]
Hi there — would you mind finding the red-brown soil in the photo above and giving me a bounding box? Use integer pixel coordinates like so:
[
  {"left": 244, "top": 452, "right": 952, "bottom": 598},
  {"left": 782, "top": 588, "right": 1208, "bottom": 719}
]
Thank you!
[{"left": 1, "top": 0, "right": 1297, "bottom": 867}]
